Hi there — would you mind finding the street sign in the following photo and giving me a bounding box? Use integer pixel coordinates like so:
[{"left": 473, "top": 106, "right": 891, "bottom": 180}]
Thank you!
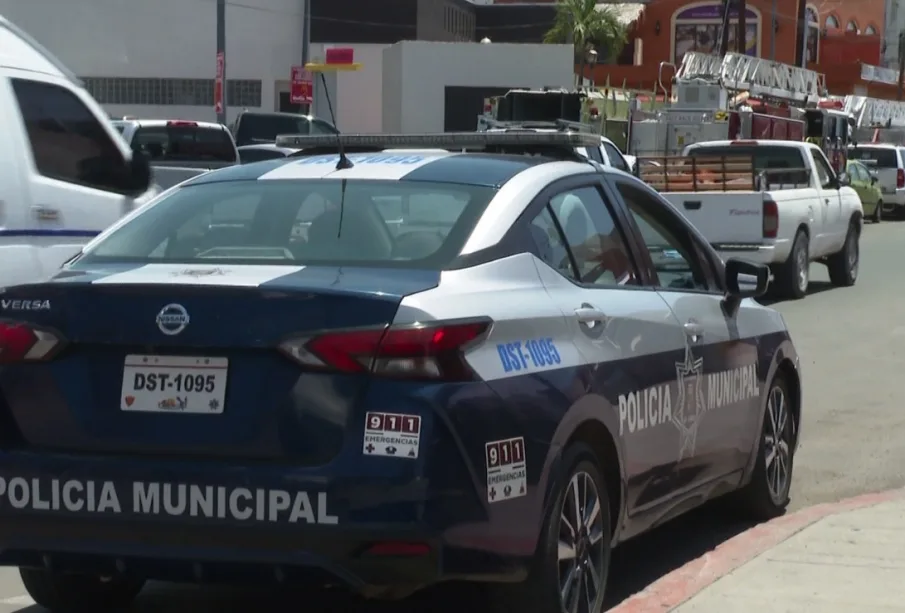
[
  {"left": 214, "top": 51, "right": 225, "bottom": 114},
  {"left": 290, "top": 65, "right": 313, "bottom": 105}
]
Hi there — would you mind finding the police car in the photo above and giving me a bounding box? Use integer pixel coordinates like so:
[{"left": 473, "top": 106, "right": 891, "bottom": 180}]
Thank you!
[{"left": 0, "top": 131, "right": 801, "bottom": 612}]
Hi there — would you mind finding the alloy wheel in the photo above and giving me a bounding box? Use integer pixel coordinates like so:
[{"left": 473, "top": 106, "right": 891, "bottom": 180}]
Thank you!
[
  {"left": 847, "top": 232, "right": 859, "bottom": 280},
  {"left": 764, "top": 385, "right": 791, "bottom": 503},
  {"left": 558, "top": 471, "right": 606, "bottom": 613},
  {"left": 796, "top": 244, "right": 808, "bottom": 293}
]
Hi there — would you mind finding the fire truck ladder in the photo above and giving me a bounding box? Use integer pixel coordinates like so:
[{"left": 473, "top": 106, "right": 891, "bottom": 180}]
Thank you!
[
  {"left": 676, "top": 52, "right": 825, "bottom": 104},
  {"left": 847, "top": 96, "right": 905, "bottom": 128}
]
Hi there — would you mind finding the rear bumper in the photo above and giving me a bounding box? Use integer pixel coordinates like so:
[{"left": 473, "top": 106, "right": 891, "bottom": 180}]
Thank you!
[
  {"left": 0, "top": 452, "right": 528, "bottom": 596},
  {"left": 715, "top": 238, "right": 790, "bottom": 266}
]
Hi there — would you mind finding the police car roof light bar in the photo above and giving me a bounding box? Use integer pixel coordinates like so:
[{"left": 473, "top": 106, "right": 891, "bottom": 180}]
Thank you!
[
  {"left": 276, "top": 131, "right": 602, "bottom": 150},
  {"left": 677, "top": 52, "right": 825, "bottom": 104}
]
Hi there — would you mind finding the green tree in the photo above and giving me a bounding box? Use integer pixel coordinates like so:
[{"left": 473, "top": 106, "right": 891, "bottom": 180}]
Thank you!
[{"left": 544, "top": 0, "right": 627, "bottom": 87}]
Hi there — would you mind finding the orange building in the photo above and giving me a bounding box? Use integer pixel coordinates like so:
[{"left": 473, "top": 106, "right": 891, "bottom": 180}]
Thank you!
[{"left": 506, "top": 0, "right": 890, "bottom": 96}]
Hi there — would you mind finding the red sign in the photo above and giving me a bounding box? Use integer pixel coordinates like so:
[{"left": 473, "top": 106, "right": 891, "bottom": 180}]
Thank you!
[
  {"left": 290, "top": 65, "right": 312, "bottom": 105},
  {"left": 214, "top": 51, "right": 225, "bottom": 114},
  {"left": 325, "top": 47, "right": 354, "bottom": 65}
]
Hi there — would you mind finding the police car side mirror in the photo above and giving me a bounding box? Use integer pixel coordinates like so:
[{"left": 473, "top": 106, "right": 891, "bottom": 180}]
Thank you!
[{"left": 723, "top": 258, "right": 769, "bottom": 315}]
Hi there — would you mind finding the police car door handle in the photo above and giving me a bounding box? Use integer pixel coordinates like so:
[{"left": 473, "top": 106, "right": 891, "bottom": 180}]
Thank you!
[
  {"left": 574, "top": 306, "right": 608, "bottom": 324},
  {"left": 683, "top": 321, "right": 704, "bottom": 338}
]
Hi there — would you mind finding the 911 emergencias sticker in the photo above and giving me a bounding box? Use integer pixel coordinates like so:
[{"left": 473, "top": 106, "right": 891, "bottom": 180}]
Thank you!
[
  {"left": 485, "top": 437, "right": 526, "bottom": 503},
  {"left": 363, "top": 412, "right": 421, "bottom": 459}
]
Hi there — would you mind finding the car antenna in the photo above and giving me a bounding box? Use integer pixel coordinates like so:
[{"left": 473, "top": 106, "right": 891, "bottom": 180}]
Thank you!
[{"left": 318, "top": 72, "right": 353, "bottom": 171}]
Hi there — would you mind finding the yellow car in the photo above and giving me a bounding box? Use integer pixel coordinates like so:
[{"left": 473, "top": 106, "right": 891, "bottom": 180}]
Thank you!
[{"left": 846, "top": 160, "right": 883, "bottom": 222}]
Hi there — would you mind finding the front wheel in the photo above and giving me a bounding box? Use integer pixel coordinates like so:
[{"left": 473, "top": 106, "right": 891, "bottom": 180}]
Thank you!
[
  {"left": 730, "top": 376, "right": 795, "bottom": 520},
  {"left": 488, "top": 443, "right": 612, "bottom": 613},
  {"left": 19, "top": 568, "right": 144, "bottom": 613},
  {"left": 873, "top": 201, "right": 883, "bottom": 223},
  {"left": 827, "top": 222, "right": 859, "bottom": 287}
]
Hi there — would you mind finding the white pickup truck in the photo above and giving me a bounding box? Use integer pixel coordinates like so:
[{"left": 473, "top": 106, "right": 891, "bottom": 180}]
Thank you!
[{"left": 640, "top": 140, "right": 863, "bottom": 300}]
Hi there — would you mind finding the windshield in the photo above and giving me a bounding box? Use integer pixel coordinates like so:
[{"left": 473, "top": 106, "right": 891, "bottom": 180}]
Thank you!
[
  {"left": 131, "top": 126, "right": 237, "bottom": 162},
  {"left": 75, "top": 179, "right": 496, "bottom": 269},
  {"left": 848, "top": 147, "right": 899, "bottom": 168}
]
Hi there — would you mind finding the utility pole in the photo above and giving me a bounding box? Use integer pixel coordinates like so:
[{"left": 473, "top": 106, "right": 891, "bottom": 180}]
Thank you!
[
  {"left": 737, "top": 0, "right": 746, "bottom": 54},
  {"left": 718, "top": 0, "right": 731, "bottom": 55},
  {"left": 897, "top": 30, "right": 905, "bottom": 100},
  {"left": 216, "top": 0, "right": 227, "bottom": 124},
  {"left": 770, "top": 0, "right": 776, "bottom": 59},
  {"left": 795, "top": 0, "right": 807, "bottom": 67},
  {"left": 301, "top": 0, "right": 311, "bottom": 113}
]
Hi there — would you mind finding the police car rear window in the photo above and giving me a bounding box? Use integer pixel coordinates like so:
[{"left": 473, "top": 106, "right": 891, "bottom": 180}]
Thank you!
[
  {"left": 131, "top": 125, "right": 237, "bottom": 163},
  {"left": 848, "top": 147, "right": 898, "bottom": 168},
  {"left": 76, "top": 180, "right": 495, "bottom": 269}
]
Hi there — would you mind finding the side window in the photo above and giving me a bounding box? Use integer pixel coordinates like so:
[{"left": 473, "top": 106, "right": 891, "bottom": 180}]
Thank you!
[
  {"left": 547, "top": 186, "right": 639, "bottom": 286},
  {"left": 12, "top": 78, "right": 125, "bottom": 191},
  {"left": 616, "top": 182, "right": 713, "bottom": 292},
  {"left": 529, "top": 205, "right": 575, "bottom": 278},
  {"left": 811, "top": 149, "right": 835, "bottom": 188},
  {"left": 582, "top": 146, "right": 604, "bottom": 164},
  {"left": 850, "top": 164, "right": 865, "bottom": 182},
  {"left": 602, "top": 142, "right": 629, "bottom": 172}
]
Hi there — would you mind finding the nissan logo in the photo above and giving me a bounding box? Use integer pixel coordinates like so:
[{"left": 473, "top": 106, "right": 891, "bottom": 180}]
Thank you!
[{"left": 156, "top": 303, "right": 190, "bottom": 336}]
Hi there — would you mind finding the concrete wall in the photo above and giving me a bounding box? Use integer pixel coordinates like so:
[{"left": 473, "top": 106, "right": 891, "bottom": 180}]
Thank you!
[
  {"left": 381, "top": 41, "right": 574, "bottom": 133},
  {"left": 0, "top": 0, "right": 304, "bottom": 123}
]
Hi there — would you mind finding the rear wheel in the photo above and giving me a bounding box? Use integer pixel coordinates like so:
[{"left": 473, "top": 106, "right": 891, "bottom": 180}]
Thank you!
[
  {"left": 488, "top": 443, "right": 612, "bottom": 613},
  {"left": 774, "top": 230, "right": 808, "bottom": 300},
  {"left": 731, "top": 376, "right": 795, "bottom": 520},
  {"left": 827, "top": 221, "right": 859, "bottom": 287},
  {"left": 19, "top": 568, "right": 144, "bottom": 613}
]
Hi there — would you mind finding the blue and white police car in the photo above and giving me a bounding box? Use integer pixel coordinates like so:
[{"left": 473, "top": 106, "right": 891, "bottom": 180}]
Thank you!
[{"left": 0, "top": 132, "right": 801, "bottom": 612}]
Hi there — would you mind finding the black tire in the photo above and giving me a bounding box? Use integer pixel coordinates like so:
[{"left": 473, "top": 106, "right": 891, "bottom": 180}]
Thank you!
[
  {"left": 873, "top": 201, "right": 883, "bottom": 223},
  {"left": 731, "top": 376, "right": 795, "bottom": 520},
  {"left": 827, "top": 221, "right": 860, "bottom": 287},
  {"left": 19, "top": 568, "right": 144, "bottom": 613},
  {"left": 775, "top": 230, "right": 808, "bottom": 300},
  {"left": 487, "top": 443, "right": 612, "bottom": 613}
]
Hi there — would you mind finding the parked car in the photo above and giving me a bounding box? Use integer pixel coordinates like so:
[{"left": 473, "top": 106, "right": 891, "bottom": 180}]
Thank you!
[
  {"left": 237, "top": 143, "right": 300, "bottom": 164},
  {"left": 847, "top": 143, "right": 905, "bottom": 217},
  {"left": 230, "top": 111, "right": 338, "bottom": 147},
  {"left": 846, "top": 159, "right": 883, "bottom": 222}
]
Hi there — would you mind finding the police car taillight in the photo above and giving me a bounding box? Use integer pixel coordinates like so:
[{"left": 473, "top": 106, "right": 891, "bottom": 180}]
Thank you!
[
  {"left": 0, "top": 322, "right": 63, "bottom": 364},
  {"left": 278, "top": 320, "right": 490, "bottom": 381}
]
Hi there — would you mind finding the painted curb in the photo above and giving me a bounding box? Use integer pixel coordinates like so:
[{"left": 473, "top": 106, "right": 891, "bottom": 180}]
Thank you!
[{"left": 608, "top": 487, "right": 905, "bottom": 612}]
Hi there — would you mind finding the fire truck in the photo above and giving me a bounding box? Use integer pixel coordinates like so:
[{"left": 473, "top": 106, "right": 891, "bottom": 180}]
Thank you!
[
  {"left": 843, "top": 95, "right": 905, "bottom": 143},
  {"left": 629, "top": 52, "right": 854, "bottom": 173}
]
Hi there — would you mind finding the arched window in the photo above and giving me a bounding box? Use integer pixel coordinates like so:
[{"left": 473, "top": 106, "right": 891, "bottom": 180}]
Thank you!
[
  {"left": 865, "top": 24, "right": 877, "bottom": 35},
  {"left": 806, "top": 6, "right": 819, "bottom": 62},
  {"left": 847, "top": 20, "right": 858, "bottom": 32},
  {"left": 825, "top": 15, "right": 839, "bottom": 29},
  {"left": 672, "top": 2, "right": 760, "bottom": 62}
]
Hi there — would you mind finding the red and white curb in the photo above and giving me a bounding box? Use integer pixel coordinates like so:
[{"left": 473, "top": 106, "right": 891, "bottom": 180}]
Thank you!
[{"left": 609, "top": 488, "right": 905, "bottom": 612}]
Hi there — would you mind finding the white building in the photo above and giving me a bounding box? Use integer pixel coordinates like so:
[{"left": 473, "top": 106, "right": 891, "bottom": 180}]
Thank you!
[
  {"left": 0, "top": 0, "right": 573, "bottom": 132},
  {"left": 0, "top": 0, "right": 304, "bottom": 123}
]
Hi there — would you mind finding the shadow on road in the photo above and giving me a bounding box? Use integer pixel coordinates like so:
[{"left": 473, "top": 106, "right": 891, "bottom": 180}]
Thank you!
[
  {"left": 9, "top": 506, "right": 757, "bottom": 613},
  {"left": 756, "top": 279, "right": 835, "bottom": 307}
]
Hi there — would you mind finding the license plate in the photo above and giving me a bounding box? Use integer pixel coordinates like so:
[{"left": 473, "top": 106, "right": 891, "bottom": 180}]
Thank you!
[{"left": 120, "top": 355, "right": 228, "bottom": 414}]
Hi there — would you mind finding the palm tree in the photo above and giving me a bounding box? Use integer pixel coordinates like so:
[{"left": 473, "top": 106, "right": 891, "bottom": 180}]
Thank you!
[{"left": 544, "top": 0, "right": 627, "bottom": 87}]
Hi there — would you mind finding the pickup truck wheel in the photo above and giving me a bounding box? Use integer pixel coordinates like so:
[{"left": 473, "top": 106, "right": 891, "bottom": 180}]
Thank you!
[
  {"left": 19, "top": 568, "right": 144, "bottom": 612},
  {"left": 827, "top": 222, "right": 859, "bottom": 287},
  {"left": 874, "top": 201, "right": 883, "bottom": 223},
  {"left": 776, "top": 231, "right": 808, "bottom": 300}
]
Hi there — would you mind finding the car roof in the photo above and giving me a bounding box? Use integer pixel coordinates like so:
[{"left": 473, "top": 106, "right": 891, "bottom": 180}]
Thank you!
[
  {"left": 185, "top": 150, "right": 596, "bottom": 188},
  {"left": 119, "top": 119, "right": 226, "bottom": 130},
  {"left": 237, "top": 144, "right": 299, "bottom": 153}
]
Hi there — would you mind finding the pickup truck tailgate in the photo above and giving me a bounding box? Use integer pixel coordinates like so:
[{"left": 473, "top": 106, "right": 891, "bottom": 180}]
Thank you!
[{"left": 662, "top": 192, "right": 765, "bottom": 244}]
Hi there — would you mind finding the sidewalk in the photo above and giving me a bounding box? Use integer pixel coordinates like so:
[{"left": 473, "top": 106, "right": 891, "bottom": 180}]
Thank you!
[{"left": 611, "top": 488, "right": 905, "bottom": 612}]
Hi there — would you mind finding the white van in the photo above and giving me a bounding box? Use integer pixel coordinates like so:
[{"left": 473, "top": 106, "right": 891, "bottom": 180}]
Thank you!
[{"left": 0, "top": 15, "right": 154, "bottom": 288}]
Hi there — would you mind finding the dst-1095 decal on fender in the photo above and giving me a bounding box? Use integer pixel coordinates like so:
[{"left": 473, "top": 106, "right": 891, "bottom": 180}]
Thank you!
[
  {"left": 618, "top": 342, "right": 758, "bottom": 459},
  {"left": 496, "top": 338, "right": 561, "bottom": 373}
]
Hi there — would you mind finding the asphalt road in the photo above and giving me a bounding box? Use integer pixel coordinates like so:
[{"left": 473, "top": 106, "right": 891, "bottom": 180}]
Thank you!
[{"left": 0, "top": 219, "right": 900, "bottom": 611}]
